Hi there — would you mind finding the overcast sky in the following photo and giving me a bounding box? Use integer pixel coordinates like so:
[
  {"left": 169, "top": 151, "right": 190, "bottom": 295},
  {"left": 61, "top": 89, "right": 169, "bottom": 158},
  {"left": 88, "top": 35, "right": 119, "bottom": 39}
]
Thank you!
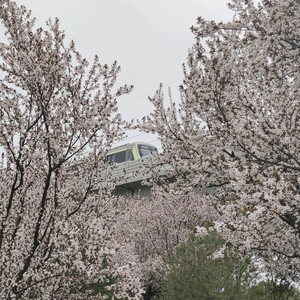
[{"left": 0, "top": 0, "right": 234, "bottom": 150}]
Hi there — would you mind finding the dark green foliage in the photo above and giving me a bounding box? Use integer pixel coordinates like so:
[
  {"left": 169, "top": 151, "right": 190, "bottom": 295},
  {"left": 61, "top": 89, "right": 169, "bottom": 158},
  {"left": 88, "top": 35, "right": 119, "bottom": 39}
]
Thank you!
[
  {"left": 159, "top": 231, "right": 257, "bottom": 300},
  {"left": 77, "top": 276, "right": 119, "bottom": 299},
  {"left": 247, "top": 280, "right": 300, "bottom": 300},
  {"left": 158, "top": 231, "right": 300, "bottom": 300},
  {"left": 143, "top": 284, "right": 160, "bottom": 300},
  {"left": 71, "top": 258, "right": 125, "bottom": 299}
]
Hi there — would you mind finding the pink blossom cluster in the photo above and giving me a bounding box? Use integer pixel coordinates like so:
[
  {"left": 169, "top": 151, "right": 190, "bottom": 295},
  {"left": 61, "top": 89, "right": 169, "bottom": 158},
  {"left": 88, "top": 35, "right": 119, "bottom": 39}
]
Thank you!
[{"left": 139, "top": 0, "right": 300, "bottom": 280}]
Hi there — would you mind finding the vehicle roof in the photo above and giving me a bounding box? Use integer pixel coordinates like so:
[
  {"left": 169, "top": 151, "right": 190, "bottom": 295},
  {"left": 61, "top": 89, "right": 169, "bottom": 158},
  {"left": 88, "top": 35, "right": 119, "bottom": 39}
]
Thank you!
[{"left": 106, "top": 142, "right": 156, "bottom": 155}]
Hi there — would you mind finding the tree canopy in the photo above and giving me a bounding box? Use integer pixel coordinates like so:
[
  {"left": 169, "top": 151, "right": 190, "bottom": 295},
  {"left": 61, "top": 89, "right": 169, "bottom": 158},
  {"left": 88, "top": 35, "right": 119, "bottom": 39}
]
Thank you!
[
  {"left": 139, "top": 0, "right": 300, "bottom": 279},
  {"left": 0, "top": 0, "right": 138, "bottom": 298}
]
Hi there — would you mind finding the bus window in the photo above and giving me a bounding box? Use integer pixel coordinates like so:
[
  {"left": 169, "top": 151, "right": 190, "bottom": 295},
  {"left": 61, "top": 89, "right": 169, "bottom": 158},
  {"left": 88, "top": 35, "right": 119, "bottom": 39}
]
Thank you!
[
  {"left": 115, "top": 151, "right": 126, "bottom": 163},
  {"left": 106, "top": 154, "right": 115, "bottom": 164},
  {"left": 126, "top": 149, "right": 134, "bottom": 161},
  {"left": 138, "top": 144, "right": 157, "bottom": 157}
]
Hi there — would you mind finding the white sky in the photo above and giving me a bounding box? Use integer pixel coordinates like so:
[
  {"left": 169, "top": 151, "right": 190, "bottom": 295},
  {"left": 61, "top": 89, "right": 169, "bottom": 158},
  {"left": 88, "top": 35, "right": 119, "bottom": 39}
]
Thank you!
[{"left": 0, "top": 0, "right": 234, "bottom": 150}]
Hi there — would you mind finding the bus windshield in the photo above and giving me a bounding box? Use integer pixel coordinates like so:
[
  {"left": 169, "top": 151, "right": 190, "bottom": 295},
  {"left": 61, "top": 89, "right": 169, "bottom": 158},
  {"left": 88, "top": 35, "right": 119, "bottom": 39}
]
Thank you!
[{"left": 137, "top": 144, "right": 157, "bottom": 157}]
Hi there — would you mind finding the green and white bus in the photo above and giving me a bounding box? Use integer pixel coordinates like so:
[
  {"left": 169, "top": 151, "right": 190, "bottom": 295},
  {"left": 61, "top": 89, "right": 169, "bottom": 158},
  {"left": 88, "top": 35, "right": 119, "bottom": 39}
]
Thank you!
[{"left": 105, "top": 142, "right": 158, "bottom": 164}]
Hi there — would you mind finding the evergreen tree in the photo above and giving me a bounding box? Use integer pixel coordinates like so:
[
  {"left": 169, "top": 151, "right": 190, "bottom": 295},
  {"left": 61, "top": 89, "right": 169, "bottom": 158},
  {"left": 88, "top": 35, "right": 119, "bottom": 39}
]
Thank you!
[{"left": 160, "top": 231, "right": 256, "bottom": 300}]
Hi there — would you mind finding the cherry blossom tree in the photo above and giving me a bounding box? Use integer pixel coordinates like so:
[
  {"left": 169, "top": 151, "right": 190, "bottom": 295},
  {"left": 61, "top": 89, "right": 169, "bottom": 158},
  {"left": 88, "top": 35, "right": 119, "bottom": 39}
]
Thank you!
[
  {"left": 139, "top": 0, "right": 300, "bottom": 279},
  {"left": 113, "top": 192, "right": 218, "bottom": 299},
  {"left": 0, "top": 0, "right": 140, "bottom": 298}
]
